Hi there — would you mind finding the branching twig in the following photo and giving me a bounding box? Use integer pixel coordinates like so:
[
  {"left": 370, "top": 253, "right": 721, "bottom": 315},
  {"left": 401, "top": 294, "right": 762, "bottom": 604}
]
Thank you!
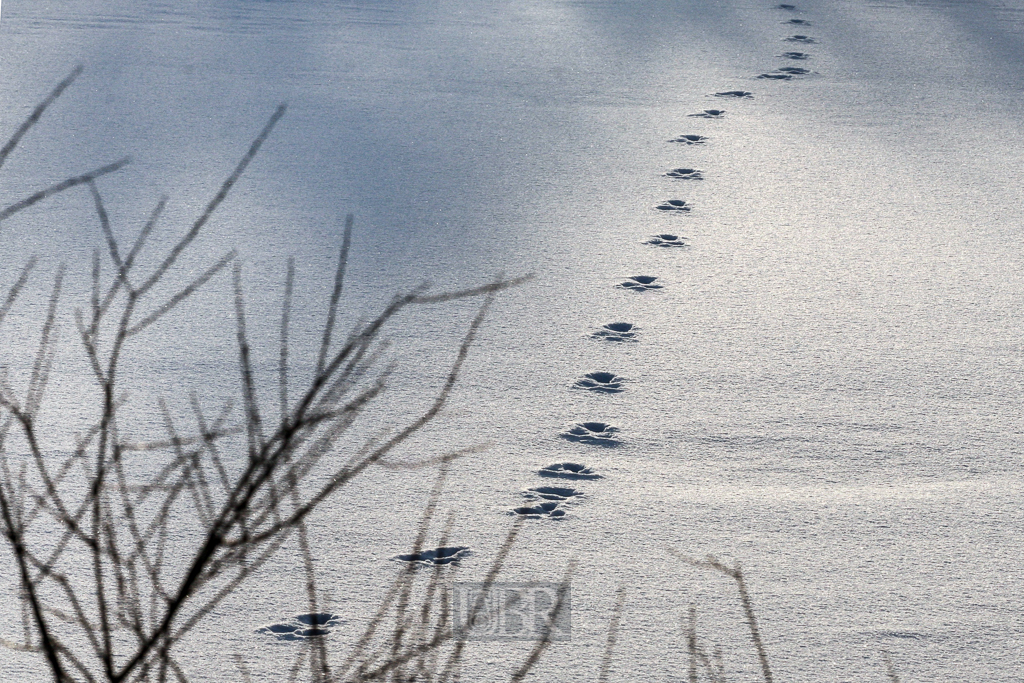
[{"left": 672, "top": 551, "right": 773, "bottom": 683}]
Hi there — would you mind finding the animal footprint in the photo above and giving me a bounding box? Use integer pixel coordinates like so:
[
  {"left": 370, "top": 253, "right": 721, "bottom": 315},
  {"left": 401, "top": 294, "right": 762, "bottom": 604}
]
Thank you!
[
  {"left": 776, "top": 66, "right": 810, "bottom": 75},
  {"left": 591, "top": 322, "right": 638, "bottom": 342},
  {"left": 617, "top": 275, "right": 662, "bottom": 291},
  {"left": 257, "top": 613, "right": 343, "bottom": 641},
  {"left": 669, "top": 134, "right": 708, "bottom": 144},
  {"left": 784, "top": 35, "right": 816, "bottom": 43},
  {"left": 783, "top": 18, "right": 810, "bottom": 25},
  {"left": 561, "top": 421, "right": 621, "bottom": 446},
  {"left": 573, "top": 372, "right": 626, "bottom": 394},
  {"left": 776, "top": 3, "right": 797, "bottom": 8},
  {"left": 655, "top": 199, "right": 691, "bottom": 212},
  {"left": 664, "top": 168, "right": 703, "bottom": 180},
  {"left": 511, "top": 501, "right": 566, "bottom": 519},
  {"left": 511, "top": 486, "right": 584, "bottom": 518},
  {"left": 393, "top": 546, "right": 470, "bottom": 566},
  {"left": 645, "top": 233, "right": 688, "bottom": 248},
  {"left": 539, "top": 462, "right": 603, "bottom": 479},
  {"left": 781, "top": 51, "right": 810, "bottom": 59},
  {"left": 713, "top": 91, "right": 753, "bottom": 98},
  {"left": 688, "top": 109, "right": 725, "bottom": 119},
  {"left": 523, "top": 486, "right": 584, "bottom": 501},
  {"left": 758, "top": 73, "right": 792, "bottom": 80}
]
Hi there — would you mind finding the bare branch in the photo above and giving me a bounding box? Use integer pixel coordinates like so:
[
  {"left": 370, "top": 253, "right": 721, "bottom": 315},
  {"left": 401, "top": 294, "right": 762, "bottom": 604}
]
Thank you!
[
  {"left": 87, "top": 181, "right": 129, "bottom": 288},
  {"left": 125, "top": 250, "right": 235, "bottom": 337},
  {"left": 233, "top": 262, "right": 264, "bottom": 457},
  {"left": 597, "top": 585, "right": 627, "bottom": 683},
  {"left": 0, "top": 257, "right": 37, "bottom": 327},
  {"left": 280, "top": 257, "right": 295, "bottom": 427},
  {"left": 0, "top": 158, "right": 131, "bottom": 223},
  {"left": 882, "top": 651, "right": 902, "bottom": 683},
  {"left": 0, "top": 65, "right": 82, "bottom": 172},
  {"left": 315, "top": 213, "right": 353, "bottom": 377},
  {"left": 135, "top": 104, "right": 286, "bottom": 298}
]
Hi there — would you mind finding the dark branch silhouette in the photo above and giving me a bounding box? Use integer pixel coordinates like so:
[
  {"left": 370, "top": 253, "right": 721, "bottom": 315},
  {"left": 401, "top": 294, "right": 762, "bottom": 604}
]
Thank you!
[{"left": 0, "top": 69, "right": 544, "bottom": 683}]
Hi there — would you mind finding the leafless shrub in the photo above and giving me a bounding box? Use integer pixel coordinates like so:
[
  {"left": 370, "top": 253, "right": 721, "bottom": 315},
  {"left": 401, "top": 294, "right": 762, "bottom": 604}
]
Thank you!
[{"left": 0, "top": 67, "right": 537, "bottom": 682}]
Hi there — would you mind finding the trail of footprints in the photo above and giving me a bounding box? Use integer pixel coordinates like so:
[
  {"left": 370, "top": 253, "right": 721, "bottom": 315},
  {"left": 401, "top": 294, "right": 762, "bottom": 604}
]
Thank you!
[
  {"left": 259, "top": 3, "right": 826, "bottom": 641},
  {"left": 489, "top": 5, "right": 825, "bottom": 526},
  {"left": 498, "top": 3, "right": 826, "bottom": 522}
]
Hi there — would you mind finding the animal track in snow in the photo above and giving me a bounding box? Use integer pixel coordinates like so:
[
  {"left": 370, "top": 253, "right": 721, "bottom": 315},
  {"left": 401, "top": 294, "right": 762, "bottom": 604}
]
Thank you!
[
  {"left": 561, "top": 421, "right": 621, "bottom": 446},
  {"left": 758, "top": 67, "right": 810, "bottom": 79},
  {"left": 510, "top": 486, "right": 584, "bottom": 518},
  {"left": 655, "top": 199, "right": 691, "bottom": 212},
  {"left": 688, "top": 109, "right": 725, "bottom": 119},
  {"left": 523, "top": 486, "right": 584, "bottom": 501},
  {"left": 573, "top": 371, "right": 626, "bottom": 394},
  {"left": 510, "top": 501, "right": 566, "bottom": 519},
  {"left": 784, "top": 34, "right": 816, "bottom": 43},
  {"left": 257, "top": 613, "right": 343, "bottom": 641},
  {"left": 591, "top": 322, "right": 639, "bottom": 342},
  {"left": 539, "top": 462, "right": 603, "bottom": 479},
  {"left": 393, "top": 547, "right": 470, "bottom": 566},
  {"left": 669, "top": 134, "right": 708, "bottom": 144},
  {"left": 781, "top": 51, "right": 810, "bottom": 59},
  {"left": 714, "top": 91, "right": 753, "bottom": 98},
  {"left": 664, "top": 167, "right": 703, "bottom": 179},
  {"left": 645, "top": 233, "right": 688, "bottom": 248},
  {"left": 617, "top": 275, "right": 662, "bottom": 291},
  {"left": 783, "top": 18, "right": 810, "bottom": 25},
  {"left": 776, "top": 3, "right": 797, "bottom": 8}
]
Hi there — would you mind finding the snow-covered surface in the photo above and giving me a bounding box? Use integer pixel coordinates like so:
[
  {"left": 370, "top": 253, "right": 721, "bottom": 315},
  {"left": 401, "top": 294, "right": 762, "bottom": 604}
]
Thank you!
[{"left": 1, "top": 0, "right": 1023, "bottom": 680}]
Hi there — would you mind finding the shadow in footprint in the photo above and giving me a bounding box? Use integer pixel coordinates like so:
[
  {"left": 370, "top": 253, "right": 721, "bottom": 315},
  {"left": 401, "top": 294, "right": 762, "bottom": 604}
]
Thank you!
[
  {"left": 511, "top": 485, "right": 585, "bottom": 518},
  {"left": 714, "top": 91, "right": 753, "bottom": 98},
  {"left": 688, "top": 109, "right": 725, "bottom": 119},
  {"left": 645, "top": 234, "right": 688, "bottom": 248},
  {"left": 617, "top": 275, "right": 662, "bottom": 292},
  {"left": 591, "top": 322, "right": 638, "bottom": 342},
  {"left": 669, "top": 134, "right": 708, "bottom": 144},
  {"left": 784, "top": 18, "right": 810, "bottom": 25},
  {"left": 655, "top": 199, "right": 690, "bottom": 212},
  {"left": 781, "top": 51, "right": 810, "bottom": 59},
  {"left": 524, "top": 486, "right": 584, "bottom": 501},
  {"left": 393, "top": 547, "right": 470, "bottom": 566},
  {"left": 574, "top": 371, "right": 626, "bottom": 394},
  {"left": 539, "top": 462, "right": 603, "bottom": 480},
  {"left": 510, "top": 501, "right": 566, "bottom": 519},
  {"left": 561, "top": 422, "right": 621, "bottom": 446},
  {"left": 758, "top": 67, "right": 811, "bottom": 79},
  {"left": 776, "top": 3, "right": 797, "bottom": 8},
  {"left": 257, "top": 613, "right": 343, "bottom": 641},
  {"left": 664, "top": 168, "right": 703, "bottom": 179}
]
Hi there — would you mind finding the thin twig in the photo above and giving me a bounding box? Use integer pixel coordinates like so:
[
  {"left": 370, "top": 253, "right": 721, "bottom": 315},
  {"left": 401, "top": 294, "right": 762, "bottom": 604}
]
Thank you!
[
  {"left": 882, "top": 650, "right": 901, "bottom": 683},
  {"left": 0, "top": 65, "right": 82, "bottom": 172},
  {"left": 597, "top": 585, "right": 626, "bottom": 683},
  {"left": 0, "top": 159, "right": 130, "bottom": 223}
]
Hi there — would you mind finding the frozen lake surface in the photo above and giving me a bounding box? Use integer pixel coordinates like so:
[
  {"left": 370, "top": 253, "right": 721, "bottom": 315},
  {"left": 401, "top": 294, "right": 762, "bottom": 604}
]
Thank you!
[{"left": 1, "top": 0, "right": 1023, "bottom": 680}]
